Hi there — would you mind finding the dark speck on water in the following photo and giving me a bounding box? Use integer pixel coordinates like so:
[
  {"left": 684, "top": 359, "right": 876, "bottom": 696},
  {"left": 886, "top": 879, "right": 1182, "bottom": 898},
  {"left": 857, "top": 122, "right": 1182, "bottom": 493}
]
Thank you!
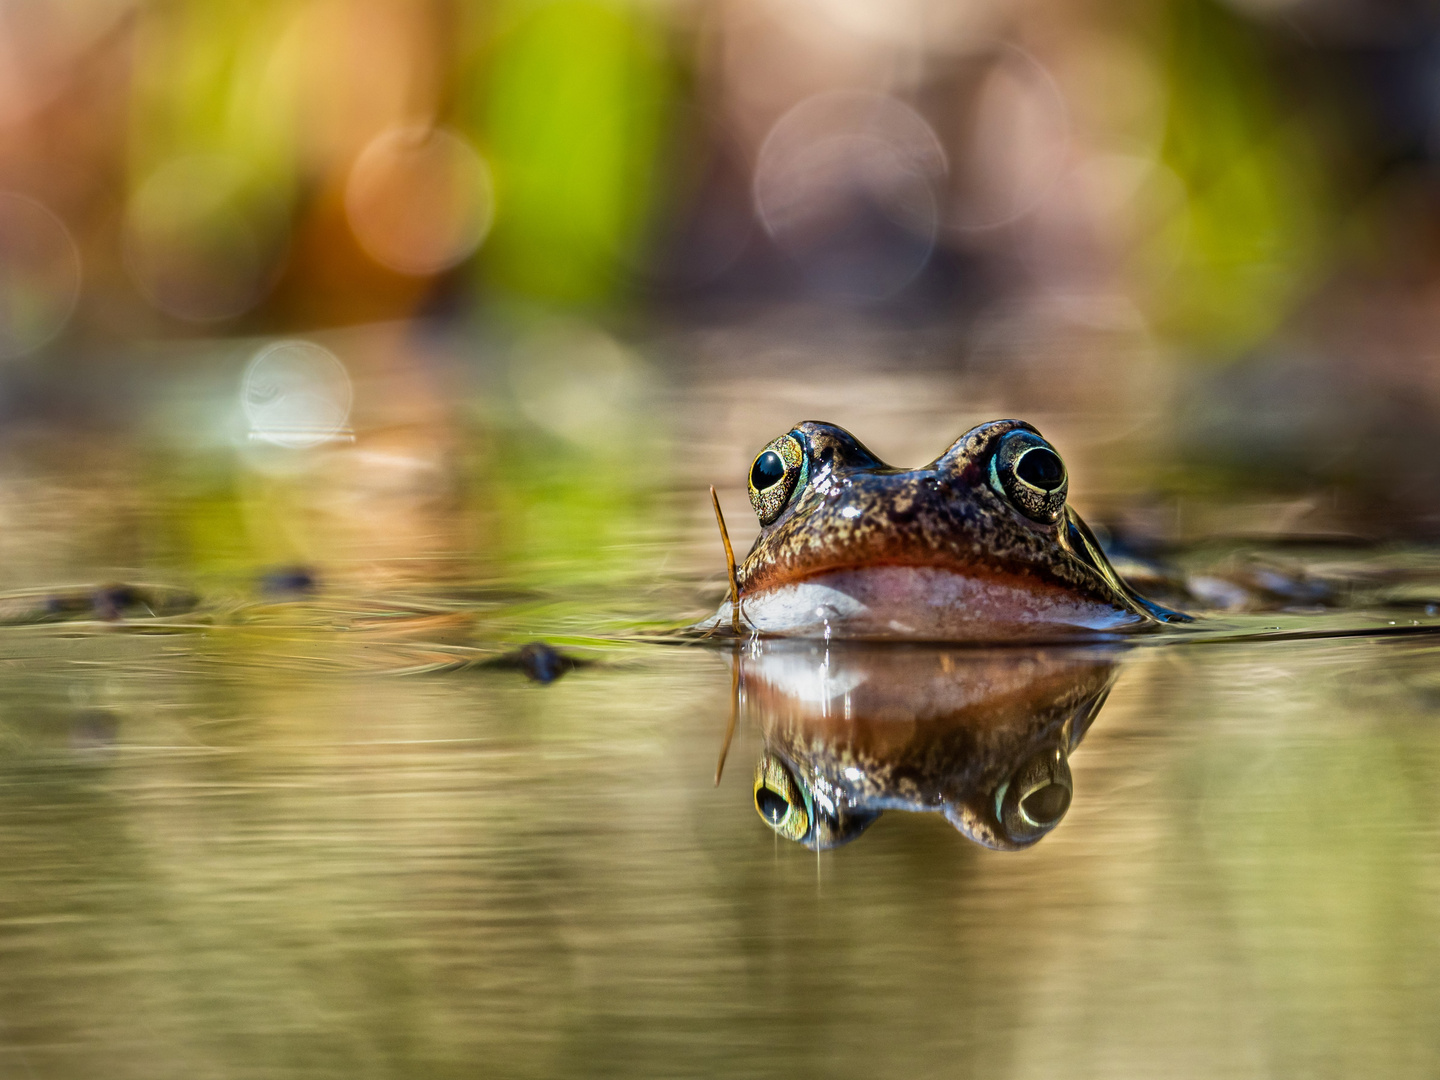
[
  {"left": 485, "top": 641, "right": 591, "bottom": 683},
  {"left": 68, "top": 710, "right": 119, "bottom": 751},
  {"left": 260, "top": 567, "right": 318, "bottom": 597},
  {"left": 41, "top": 585, "right": 150, "bottom": 621},
  {"left": 91, "top": 584, "right": 142, "bottom": 621}
]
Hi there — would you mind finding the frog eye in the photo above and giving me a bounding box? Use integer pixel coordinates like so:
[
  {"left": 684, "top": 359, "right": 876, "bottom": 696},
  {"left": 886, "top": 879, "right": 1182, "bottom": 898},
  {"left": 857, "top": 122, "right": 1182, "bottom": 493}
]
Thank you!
[
  {"left": 994, "top": 745, "right": 1073, "bottom": 845},
  {"left": 754, "top": 754, "right": 811, "bottom": 842},
  {"left": 747, "top": 433, "right": 808, "bottom": 526},
  {"left": 989, "top": 429, "right": 1068, "bottom": 523}
]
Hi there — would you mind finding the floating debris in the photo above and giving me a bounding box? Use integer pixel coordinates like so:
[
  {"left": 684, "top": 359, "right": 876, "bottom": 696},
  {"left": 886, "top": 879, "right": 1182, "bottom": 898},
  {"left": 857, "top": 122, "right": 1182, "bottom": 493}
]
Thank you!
[
  {"left": 6, "top": 584, "right": 204, "bottom": 624},
  {"left": 483, "top": 642, "right": 592, "bottom": 684},
  {"left": 259, "top": 567, "right": 319, "bottom": 597}
]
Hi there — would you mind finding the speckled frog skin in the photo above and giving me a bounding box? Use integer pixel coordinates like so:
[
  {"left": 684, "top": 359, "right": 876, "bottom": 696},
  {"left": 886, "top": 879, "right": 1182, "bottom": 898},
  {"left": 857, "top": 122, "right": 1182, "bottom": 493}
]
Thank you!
[{"left": 712, "top": 419, "right": 1184, "bottom": 639}]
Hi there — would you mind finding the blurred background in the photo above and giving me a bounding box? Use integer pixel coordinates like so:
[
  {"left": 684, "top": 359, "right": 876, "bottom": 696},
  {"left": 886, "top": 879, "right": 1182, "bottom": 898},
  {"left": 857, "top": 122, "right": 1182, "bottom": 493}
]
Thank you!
[
  {"left": 7, "top": 9, "right": 1440, "bottom": 1075},
  {"left": 1, "top": 0, "right": 1440, "bottom": 593}
]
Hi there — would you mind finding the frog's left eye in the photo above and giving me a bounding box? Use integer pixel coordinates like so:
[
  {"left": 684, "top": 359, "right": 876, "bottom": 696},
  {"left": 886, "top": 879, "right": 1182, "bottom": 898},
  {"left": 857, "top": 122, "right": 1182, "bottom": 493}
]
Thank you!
[
  {"left": 994, "top": 745, "right": 1073, "bottom": 845},
  {"left": 989, "top": 429, "right": 1068, "bottom": 523},
  {"left": 754, "top": 754, "right": 811, "bottom": 842},
  {"left": 748, "top": 433, "right": 808, "bottom": 526}
]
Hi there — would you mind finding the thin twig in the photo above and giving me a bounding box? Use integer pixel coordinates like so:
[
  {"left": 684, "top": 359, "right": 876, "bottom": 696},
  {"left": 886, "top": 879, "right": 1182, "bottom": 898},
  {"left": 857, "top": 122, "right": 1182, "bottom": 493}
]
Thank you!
[{"left": 710, "top": 485, "right": 740, "bottom": 634}]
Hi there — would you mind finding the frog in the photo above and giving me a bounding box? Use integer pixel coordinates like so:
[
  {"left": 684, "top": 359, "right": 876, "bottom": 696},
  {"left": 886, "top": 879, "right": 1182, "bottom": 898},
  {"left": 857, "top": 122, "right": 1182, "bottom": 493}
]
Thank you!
[
  {"left": 741, "top": 641, "right": 1118, "bottom": 850},
  {"left": 707, "top": 419, "right": 1187, "bottom": 640}
]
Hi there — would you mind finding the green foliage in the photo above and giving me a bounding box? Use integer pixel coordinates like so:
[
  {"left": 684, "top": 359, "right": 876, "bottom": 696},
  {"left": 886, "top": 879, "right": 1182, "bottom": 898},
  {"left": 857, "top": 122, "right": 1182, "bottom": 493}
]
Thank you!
[
  {"left": 128, "top": 1, "right": 297, "bottom": 190},
  {"left": 477, "top": 0, "right": 671, "bottom": 303},
  {"left": 1156, "top": 0, "right": 1328, "bottom": 355}
]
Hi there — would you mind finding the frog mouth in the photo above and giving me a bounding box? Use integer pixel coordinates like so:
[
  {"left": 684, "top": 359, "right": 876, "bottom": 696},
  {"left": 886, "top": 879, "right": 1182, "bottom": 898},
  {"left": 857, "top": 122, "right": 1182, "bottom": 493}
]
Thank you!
[
  {"left": 724, "top": 505, "right": 1184, "bottom": 639},
  {"left": 721, "top": 563, "right": 1151, "bottom": 640}
]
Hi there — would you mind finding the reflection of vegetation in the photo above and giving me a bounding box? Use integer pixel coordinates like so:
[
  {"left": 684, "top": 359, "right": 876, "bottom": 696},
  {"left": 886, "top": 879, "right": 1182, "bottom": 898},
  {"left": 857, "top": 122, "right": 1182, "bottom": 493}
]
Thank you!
[
  {"left": 124, "top": 322, "right": 681, "bottom": 598},
  {"left": 481, "top": 406, "right": 673, "bottom": 588},
  {"left": 159, "top": 450, "right": 258, "bottom": 578}
]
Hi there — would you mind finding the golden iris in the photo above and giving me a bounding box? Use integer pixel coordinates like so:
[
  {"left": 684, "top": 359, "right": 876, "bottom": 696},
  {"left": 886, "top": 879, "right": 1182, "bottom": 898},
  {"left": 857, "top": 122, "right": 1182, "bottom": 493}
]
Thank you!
[
  {"left": 753, "top": 754, "right": 811, "bottom": 841},
  {"left": 747, "top": 433, "right": 807, "bottom": 526},
  {"left": 989, "top": 430, "right": 1068, "bottom": 523}
]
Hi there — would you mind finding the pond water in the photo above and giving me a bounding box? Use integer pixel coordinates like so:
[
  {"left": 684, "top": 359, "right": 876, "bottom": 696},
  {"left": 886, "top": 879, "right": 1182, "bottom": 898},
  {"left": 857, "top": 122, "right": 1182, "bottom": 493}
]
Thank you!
[
  {"left": 0, "top": 591, "right": 1438, "bottom": 1078},
  {"left": 1, "top": 322, "right": 1439, "bottom": 1078}
]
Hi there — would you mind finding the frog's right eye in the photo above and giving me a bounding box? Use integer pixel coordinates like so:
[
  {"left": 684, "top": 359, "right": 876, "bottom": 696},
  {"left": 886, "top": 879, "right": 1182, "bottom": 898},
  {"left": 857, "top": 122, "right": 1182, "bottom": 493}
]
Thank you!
[
  {"left": 754, "top": 754, "right": 811, "bottom": 842},
  {"left": 989, "top": 428, "right": 1068, "bottom": 524},
  {"left": 747, "top": 433, "right": 808, "bottom": 526}
]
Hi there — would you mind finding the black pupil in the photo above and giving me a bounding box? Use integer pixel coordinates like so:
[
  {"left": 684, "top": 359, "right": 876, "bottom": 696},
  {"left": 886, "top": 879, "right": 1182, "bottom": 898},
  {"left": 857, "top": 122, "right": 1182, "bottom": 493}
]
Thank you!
[
  {"left": 1015, "top": 447, "right": 1064, "bottom": 491},
  {"left": 756, "top": 788, "right": 791, "bottom": 824},
  {"left": 1020, "top": 783, "right": 1071, "bottom": 825},
  {"left": 751, "top": 450, "right": 786, "bottom": 491}
]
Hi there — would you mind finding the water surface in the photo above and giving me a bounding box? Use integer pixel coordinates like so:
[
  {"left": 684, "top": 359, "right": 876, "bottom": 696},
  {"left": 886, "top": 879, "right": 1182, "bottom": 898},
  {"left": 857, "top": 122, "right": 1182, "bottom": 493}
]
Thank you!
[
  {"left": 0, "top": 602, "right": 1438, "bottom": 1078},
  {"left": 0, "top": 324, "right": 1437, "bottom": 1078}
]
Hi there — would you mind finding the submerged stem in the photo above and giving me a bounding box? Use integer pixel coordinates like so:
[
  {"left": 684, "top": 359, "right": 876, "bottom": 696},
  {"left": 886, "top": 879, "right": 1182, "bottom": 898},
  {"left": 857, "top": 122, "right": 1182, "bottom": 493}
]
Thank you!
[{"left": 714, "top": 653, "right": 740, "bottom": 787}]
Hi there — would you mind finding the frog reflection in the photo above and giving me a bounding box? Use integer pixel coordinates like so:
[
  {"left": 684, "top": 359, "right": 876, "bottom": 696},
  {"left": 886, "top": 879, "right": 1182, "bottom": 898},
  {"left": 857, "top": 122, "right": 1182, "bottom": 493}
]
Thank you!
[{"left": 741, "top": 643, "right": 1118, "bottom": 850}]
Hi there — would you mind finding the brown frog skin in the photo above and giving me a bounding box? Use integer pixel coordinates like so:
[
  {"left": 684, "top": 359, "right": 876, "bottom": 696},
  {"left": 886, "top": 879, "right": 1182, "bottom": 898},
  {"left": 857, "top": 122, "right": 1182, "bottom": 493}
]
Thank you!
[
  {"left": 710, "top": 419, "right": 1186, "bottom": 640},
  {"left": 745, "top": 642, "right": 1118, "bottom": 850}
]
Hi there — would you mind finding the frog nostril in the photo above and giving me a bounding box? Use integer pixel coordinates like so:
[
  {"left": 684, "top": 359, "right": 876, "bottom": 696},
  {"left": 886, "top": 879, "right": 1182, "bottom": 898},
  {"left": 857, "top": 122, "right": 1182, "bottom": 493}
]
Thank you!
[
  {"left": 1015, "top": 447, "right": 1065, "bottom": 491},
  {"left": 751, "top": 450, "right": 785, "bottom": 491}
]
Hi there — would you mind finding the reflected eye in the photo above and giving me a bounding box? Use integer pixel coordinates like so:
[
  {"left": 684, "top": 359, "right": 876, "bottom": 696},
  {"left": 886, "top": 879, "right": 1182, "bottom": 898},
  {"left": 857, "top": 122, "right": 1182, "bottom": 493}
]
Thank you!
[
  {"left": 1020, "top": 782, "right": 1070, "bottom": 824},
  {"left": 747, "top": 433, "right": 808, "bottom": 526},
  {"left": 994, "top": 745, "right": 1073, "bottom": 844},
  {"left": 753, "top": 754, "right": 811, "bottom": 842},
  {"left": 989, "top": 429, "right": 1068, "bottom": 523}
]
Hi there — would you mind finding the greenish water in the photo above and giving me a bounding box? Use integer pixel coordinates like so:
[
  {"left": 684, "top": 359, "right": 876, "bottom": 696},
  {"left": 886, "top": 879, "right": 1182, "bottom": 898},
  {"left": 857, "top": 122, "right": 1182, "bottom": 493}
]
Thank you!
[
  {"left": 2, "top": 323, "right": 1439, "bottom": 1077},
  {"left": 0, "top": 600, "right": 1439, "bottom": 1078}
]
